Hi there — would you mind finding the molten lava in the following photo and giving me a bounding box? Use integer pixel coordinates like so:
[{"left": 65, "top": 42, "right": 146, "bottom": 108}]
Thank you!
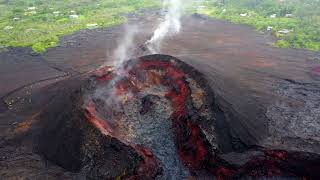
[
  {"left": 38, "top": 54, "right": 320, "bottom": 179},
  {"left": 84, "top": 55, "right": 217, "bottom": 178}
]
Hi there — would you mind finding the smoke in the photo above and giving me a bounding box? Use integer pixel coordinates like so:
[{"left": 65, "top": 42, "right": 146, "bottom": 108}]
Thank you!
[
  {"left": 113, "top": 24, "right": 138, "bottom": 68},
  {"left": 146, "top": 0, "right": 183, "bottom": 53},
  {"left": 93, "top": 0, "right": 184, "bottom": 110},
  {"left": 91, "top": 24, "right": 139, "bottom": 112}
]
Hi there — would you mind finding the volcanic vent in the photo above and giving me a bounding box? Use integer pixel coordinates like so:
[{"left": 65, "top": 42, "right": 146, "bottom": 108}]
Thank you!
[
  {"left": 37, "top": 54, "right": 218, "bottom": 179},
  {"left": 84, "top": 54, "right": 218, "bottom": 178},
  {"left": 37, "top": 54, "right": 320, "bottom": 179}
]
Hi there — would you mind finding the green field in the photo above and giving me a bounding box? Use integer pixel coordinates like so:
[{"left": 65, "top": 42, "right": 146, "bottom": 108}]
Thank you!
[
  {"left": 194, "top": 0, "right": 320, "bottom": 51},
  {"left": 0, "top": 0, "right": 319, "bottom": 52},
  {"left": 0, "top": 0, "right": 160, "bottom": 52}
]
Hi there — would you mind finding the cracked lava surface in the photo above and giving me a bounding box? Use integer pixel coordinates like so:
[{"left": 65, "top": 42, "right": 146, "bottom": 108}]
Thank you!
[{"left": 52, "top": 54, "right": 319, "bottom": 179}]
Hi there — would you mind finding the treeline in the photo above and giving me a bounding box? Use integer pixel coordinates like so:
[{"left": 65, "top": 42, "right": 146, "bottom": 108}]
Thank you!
[
  {"left": 200, "top": 0, "right": 320, "bottom": 51},
  {"left": 217, "top": 0, "right": 320, "bottom": 19}
]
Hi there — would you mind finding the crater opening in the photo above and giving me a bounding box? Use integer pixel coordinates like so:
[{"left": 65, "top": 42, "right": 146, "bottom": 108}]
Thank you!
[
  {"left": 84, "top": 54, "right": 218, "bottom": 178},
  {"left": 36, "top": 54, "right": 320, "bottom": 179}
]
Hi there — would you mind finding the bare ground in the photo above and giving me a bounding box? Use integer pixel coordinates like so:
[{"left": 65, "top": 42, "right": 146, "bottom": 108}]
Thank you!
[{"left": 0, "top": 11, "right": 320, "bottom": 179}]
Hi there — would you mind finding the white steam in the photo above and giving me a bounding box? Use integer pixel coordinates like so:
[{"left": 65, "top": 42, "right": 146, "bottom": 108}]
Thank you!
[
  {"left": 93, "top": 24, "right": 138, "bottom": 110},
  {"left": 113, "top": 24, "right": 138, "bottom": 68},
  {"left": 93, "top": 0, "right": 184, "bottom": 110},
  {"left": 146, "top": 0, "right": 183, "bottom": 53}
]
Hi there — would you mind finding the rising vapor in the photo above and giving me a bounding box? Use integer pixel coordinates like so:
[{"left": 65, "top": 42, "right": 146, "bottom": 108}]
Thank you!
[
  {"left": 113, "top": 24, "right": 138, "bottom": 67},
  {"left": 95, "top": 0, "right": 184, "bottom": 108},
  {"left": 146, "top": 0, "right": 183, "bottom": 53},
  {"left": 93, "top": 24, "right": 138, "bottom": 109}
]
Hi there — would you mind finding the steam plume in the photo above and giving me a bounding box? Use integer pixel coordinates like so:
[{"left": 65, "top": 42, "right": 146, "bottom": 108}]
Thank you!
[
  {"left": 146, "top": 0, "right": 183, "bottom": 53},
  {"left": 94, "top": 0, "right": 184, "bottom": 109},
  {"left": 113, "top": 24, "right": 138, "bottom": 68},
  {"left": 93, "top": 24, "right": 138, "bottom": 110}
]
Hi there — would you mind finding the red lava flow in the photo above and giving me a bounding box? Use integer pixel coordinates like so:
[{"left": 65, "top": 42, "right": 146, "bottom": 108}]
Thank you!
[{"left": 83, "top": 55, "right": 320, "bottom": 179}]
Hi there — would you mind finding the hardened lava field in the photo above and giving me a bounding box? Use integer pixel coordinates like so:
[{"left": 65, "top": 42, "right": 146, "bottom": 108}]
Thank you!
[{"left": 37, "top": 54, "right": 320, "bottom": 179}]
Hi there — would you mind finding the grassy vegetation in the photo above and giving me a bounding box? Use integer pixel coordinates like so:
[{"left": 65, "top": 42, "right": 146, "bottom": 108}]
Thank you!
[
  {"left": 0, "top": 0, "right": 319, "bottom": 52},
  {"left": 194, "top": 0, "right": 320, "bottom": 51},
  {"left": 0, "top": 0, "right": 160, "bottom": 53}
]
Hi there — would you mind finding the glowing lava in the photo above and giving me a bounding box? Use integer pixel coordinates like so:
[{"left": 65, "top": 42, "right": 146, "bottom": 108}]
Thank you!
[
  {"left": 84, "top": 55, "right": 217, "bottom": 178},
  {"left": 38, "top": 54, "right": 320, "bottom": 179},
  {"left": 82, "top": 55, "right": 320, "bottom": 179}
]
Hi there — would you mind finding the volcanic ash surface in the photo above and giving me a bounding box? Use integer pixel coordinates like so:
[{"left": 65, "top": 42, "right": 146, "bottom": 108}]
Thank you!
[{"left": 83, "top": 54, "right": 218, "bottom": 178}]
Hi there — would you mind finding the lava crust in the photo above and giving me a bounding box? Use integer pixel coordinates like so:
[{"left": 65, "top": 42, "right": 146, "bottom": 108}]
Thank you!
[
  {"left": 36, "top": 54, "right": 320, "bottom": 179},
  {"left": 84, "top": 54, "right": 218, "bottom": 178}
]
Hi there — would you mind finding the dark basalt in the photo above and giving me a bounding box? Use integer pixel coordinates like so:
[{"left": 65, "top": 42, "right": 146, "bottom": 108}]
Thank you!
[
  {"left": 36, "top": 79, "right": 152, "bottom": 179},
  {"left": 35, "top": 54, "right": 320, "bottom": 179}
]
